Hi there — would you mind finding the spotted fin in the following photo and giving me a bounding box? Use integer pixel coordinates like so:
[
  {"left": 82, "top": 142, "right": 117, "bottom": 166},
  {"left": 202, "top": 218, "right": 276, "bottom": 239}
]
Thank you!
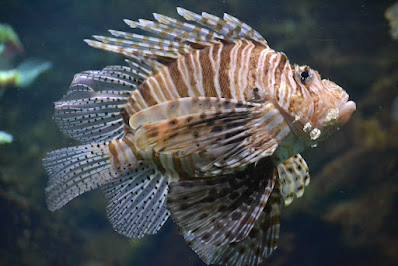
[
  {"left": 129, "top": 97, "right": 260, "bottom": 130},
  {"left": 43, "top": 143, "right": 114, "bottom": 211},
  {"left": 277, "top": 154, "right": 310, "bottom": 206},
  {"left": 180, "top": 185, "right": 281, "bottom": 266},
  {"left": 101, "top": 164, "right": 171, "bottom": 238},
  {"left": 131, "top": 97, "right": 285, "bottom": 175},
  {"left": 167, "top": 158, "right": 275, "bottom": 247},
  {"left": 53, "top": 65, "right": 146, "bottom": 144}
]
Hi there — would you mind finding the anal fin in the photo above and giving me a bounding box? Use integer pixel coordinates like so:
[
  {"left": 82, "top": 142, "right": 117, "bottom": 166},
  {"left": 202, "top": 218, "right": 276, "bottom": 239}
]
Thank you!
[{"left": 101, "top": 163, "right": 172, "bottom": 238}]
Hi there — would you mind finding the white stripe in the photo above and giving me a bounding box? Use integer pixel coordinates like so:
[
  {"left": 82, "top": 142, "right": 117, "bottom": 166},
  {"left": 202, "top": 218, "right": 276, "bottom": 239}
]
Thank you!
[
  {"left": 209, "top": 45, "right": 222, "bottom": 97},
  {"left": 193, "top": 50, "right": 204, "bottom": 96},
  {"left": 239, "top": 41, "right": 255, "bottom": 100},
  {"left": 255, "top": 48, "right": 272, "bottom": 89},
  {"left": 177, "top": 56, "right": 192, "bottom": 95},
  {"left": 163, "top": 68, "right": 180, "bottom": 98},
  {"left": 267, "top": 53, "right": 280, "bottom": 97},
  {"left": 146, "top": 78, "right": 163, "bottom": 103},
  {"left": 228, "top": 41, "right": 242, "bottom": 99},
  {"left": 132, "top": 90, "right": 149, "bottom": 110},
  {"left": 158, "top": 70, "right": 174, "bottom": 99}
]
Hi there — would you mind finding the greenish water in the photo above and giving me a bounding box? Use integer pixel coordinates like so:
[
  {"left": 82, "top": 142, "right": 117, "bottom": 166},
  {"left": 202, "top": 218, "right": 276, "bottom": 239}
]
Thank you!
[{"left": 0, "top": 0, "right": 397, "bottom": 265}]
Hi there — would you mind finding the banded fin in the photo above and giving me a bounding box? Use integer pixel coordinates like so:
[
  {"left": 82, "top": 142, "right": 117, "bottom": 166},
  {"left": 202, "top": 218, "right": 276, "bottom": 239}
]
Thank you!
[
  {"left": 86, "top": 8, "right": 267, "bottom": 68},
  {"left": 91, "top": 34, "right": 191, "bottom": 59},
  {"left": 181, "top": 184, "right": 281, "bottom": 266},
  {"left": 177, "top": 7, "right": 268, "bottom": 46},
  {"left": 125, "top": 17, "right": 221, "bottom": 47},
  {"left": 277, "top": 154, "right": 310, "bottom": 206},
  {"left": 167, "top": 158, "right": 275, "bottom": 246},
  {"left": 85, "top": 38, "right": 168, "bottom": 67},
  {"left": 101, "top": 164, "right": 171, "bottom": 238},
  {"left": 132, "top": 98, "right": 284, "bottom": 175},
  {"left": 152, "top": 13, "right": 223, "bottom": 45},
  {"left": 43, "top": 143, "right": 114, "bottom": 211}
]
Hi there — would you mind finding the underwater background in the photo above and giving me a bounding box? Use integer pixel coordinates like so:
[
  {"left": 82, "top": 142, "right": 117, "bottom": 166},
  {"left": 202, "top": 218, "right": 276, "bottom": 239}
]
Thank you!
[{"left": 0, "top": 0, "right": 397, "bottom": 265}]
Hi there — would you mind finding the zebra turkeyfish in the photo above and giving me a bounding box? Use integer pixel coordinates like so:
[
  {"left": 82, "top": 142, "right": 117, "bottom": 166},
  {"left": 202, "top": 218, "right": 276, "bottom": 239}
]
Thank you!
[{"left": 43, "top": 7, "right": 356, "bottom": 266}]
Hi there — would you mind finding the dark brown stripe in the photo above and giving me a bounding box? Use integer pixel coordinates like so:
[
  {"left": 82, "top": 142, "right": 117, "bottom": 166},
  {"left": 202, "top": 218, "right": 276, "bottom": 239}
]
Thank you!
[
  {"left": 273, "top": 53, "right": 288, "bottom": 102},
  {"left": 244, "top": 45, "right": 265, "bottom": 101},
  {"left": 168, "top": 57, "right": 189, "bottom": 97},
  {"left": 172, "top": 154, "right": 191, "bottom": 179},
  {"left": 122, "top": 134, "right": 141, "bottom": 160},
  {"left": 262, "top": 50, "right": 274, "bottom": 90},
  {"left": 186, "top": 51, "right": 201, "bottom": 96},
  {"left": 138, "top": 82, "right": 157, "bottom": 107},
  {"left": 200, "top": 46, "right": 217, "bottom": 97},
  {"left": 152, "top": 150, "right": 165, "bottom": 173},
  {"left": 108, "top": 141, "right": 120, "bottom": 167},
  {"left": 153, "top": 73, "right": 172, "bottom": 101},
  {"left": 234, "top": 41, "right": 249, "bottom": 98},
  {"left": 219, "top": 43, "right": 233, "bottom": 99}
]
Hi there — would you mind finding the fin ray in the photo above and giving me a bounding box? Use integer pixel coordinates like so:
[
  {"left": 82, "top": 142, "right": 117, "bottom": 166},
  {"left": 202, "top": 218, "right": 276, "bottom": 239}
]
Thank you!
[
  {"left": 101, "top": 165, "right": 171, "bottom": 238},
  {"left": 132, "top": 98, "right": 284, "bottom": 175},
  {"left": 43, "top": 143, "right": 114, "bottom": 211},
  {"left": 277, "top": 154, "right": 310, "bottom": 206},
  {"left": 167, "top": 158, "right": 276, "bottom": 246},
  {"left": 181, "top": 185, "right": 281, "bottom": 266}
]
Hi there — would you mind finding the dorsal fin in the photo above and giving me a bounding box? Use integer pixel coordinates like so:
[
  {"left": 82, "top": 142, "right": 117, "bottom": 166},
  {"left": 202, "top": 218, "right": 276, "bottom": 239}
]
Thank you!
[
  {"left": 177, "top": 7, "right": 268, "bottom": 46},
  {"left": 85, "top": 7, "right": 268, "bottom": 67}
]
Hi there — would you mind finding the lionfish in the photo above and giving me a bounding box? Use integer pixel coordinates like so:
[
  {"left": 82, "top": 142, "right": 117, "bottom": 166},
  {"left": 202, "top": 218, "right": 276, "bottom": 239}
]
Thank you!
[{"left": 43, "top": 7, "right": 356, "bottom": 265}]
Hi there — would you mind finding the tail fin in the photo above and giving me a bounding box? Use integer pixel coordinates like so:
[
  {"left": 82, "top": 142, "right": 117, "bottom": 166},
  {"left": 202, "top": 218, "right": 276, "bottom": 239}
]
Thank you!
[{"left": 43, "top": 142, "right": 114, "bottom": 211}]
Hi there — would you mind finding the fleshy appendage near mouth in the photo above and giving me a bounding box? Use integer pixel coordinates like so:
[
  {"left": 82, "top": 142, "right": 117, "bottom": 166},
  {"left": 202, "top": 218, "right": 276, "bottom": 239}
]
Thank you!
[{"left": 338, "top": 100, "right": 356, "bottom": 126}]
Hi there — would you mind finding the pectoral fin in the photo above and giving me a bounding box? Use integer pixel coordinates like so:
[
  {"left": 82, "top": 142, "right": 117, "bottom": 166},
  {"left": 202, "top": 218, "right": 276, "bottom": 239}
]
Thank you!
[
  {"left": 130, "top": 97, "right": 286, "bottom": 175},
  {"left": 167, "top": 158, "right": 276, "bottom": 247}
]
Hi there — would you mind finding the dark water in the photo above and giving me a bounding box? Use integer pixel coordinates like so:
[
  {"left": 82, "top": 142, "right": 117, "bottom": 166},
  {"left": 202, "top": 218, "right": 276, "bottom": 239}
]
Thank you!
[{"left": 0, "top": 0, "right": 397, "bottom": 265}]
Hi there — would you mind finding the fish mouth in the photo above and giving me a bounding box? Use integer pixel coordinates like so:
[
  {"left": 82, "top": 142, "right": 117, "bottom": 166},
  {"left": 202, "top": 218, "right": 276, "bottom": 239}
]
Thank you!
[{"left": 338, "top": 100, "right": 356, "bottom": 126}]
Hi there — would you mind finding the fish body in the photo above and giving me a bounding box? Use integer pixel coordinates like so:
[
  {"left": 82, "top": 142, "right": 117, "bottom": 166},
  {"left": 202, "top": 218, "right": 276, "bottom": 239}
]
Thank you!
[{"left": 44, "top": 8, "right": 355, "bottom": 265}]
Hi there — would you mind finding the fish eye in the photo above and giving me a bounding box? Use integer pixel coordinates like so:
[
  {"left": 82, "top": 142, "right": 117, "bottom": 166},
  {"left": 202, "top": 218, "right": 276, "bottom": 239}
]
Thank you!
[
  {"left": 301, "top": 70, "right": 309, "bottom": 81},
  {"left": 296, "top": 65, "right": 314, "bottom": 85}
]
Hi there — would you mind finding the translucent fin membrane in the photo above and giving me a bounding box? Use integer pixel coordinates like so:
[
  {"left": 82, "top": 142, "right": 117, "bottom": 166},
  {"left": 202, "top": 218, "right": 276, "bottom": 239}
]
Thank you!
[
  {"left": 277, "top": 154, "right": 310, "bottom": 206},
  {"left": 168, "top": 158, "right": 275, "bottom": 247},
  {"left": 53, "top": 83, "right": 129, "bottom": 144},
  {"left": 177, "top": 7, "right": 268, "bottom": 46},
  {"left": 102, "top": 165, "right": 171, "bottom": 238},
  {"left": 44, "top": 143, "right": 113, "bottom": 211},
  {"left": 86, "top": 7, "right": 268, "bottom": 69},
  {"left": 177, "top": 168, "right": 281, "bottom": 266}
]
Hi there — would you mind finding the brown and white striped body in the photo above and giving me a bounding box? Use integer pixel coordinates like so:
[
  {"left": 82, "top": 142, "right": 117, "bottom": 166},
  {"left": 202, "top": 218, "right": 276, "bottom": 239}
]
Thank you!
[{"left": 44, "top": 7, "right": 356, "bottom": 266}]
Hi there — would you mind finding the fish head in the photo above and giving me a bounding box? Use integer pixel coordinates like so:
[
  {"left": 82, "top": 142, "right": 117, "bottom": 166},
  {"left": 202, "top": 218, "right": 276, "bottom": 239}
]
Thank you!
[{"left": 288, "top": 65, "right": 356, "bottom": 142}]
